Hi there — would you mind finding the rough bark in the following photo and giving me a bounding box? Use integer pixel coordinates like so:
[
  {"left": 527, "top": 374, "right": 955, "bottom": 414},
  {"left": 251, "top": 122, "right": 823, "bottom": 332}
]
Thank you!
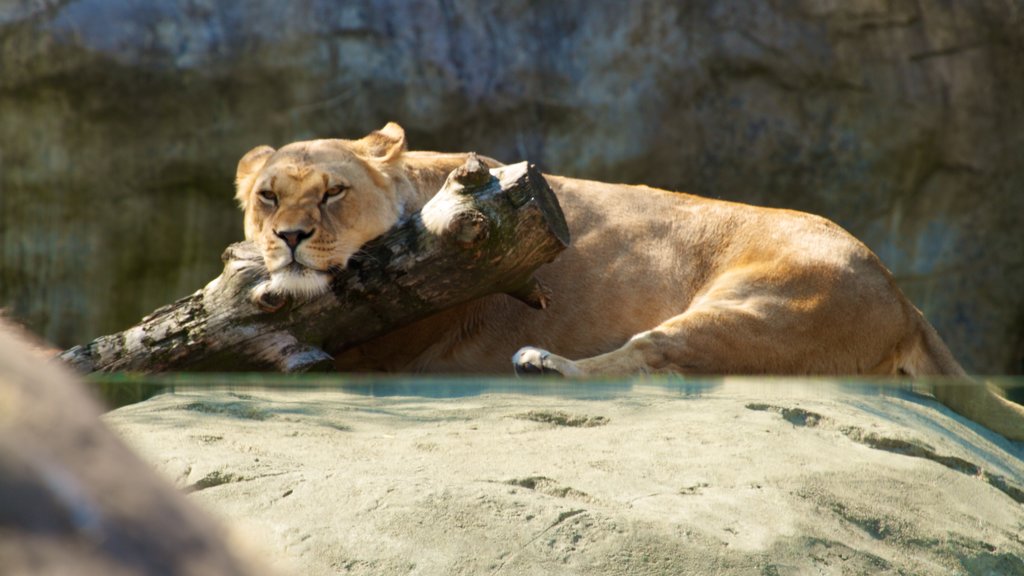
[{"left": 60, "top": 158, "right": 569, "bottom": 373}]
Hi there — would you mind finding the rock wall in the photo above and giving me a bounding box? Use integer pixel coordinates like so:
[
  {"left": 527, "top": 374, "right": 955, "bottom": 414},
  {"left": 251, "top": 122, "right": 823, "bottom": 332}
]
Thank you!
[{"left": 1, "top": 0, "right": 1022, "bottom": 373}]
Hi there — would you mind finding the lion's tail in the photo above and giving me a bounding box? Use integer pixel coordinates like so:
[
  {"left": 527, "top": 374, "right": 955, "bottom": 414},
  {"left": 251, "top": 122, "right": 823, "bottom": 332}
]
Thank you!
[{"left": 898, "top": 310, "right": 1024, "bottom": 442}]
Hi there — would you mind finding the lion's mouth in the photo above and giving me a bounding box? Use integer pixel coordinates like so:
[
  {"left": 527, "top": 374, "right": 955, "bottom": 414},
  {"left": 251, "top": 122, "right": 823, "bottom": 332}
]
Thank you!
[
  {"left": 268, "top": 257, "right": 327, "bottom": 275},
  {"left": 267, "top": 261, "right": 331, "bottom": 298}
]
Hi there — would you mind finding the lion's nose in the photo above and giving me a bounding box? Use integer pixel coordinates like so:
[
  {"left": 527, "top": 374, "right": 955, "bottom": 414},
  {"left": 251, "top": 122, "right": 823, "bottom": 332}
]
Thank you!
[{"left": 275, "top": 228, "right": 315, "bottom": 250}]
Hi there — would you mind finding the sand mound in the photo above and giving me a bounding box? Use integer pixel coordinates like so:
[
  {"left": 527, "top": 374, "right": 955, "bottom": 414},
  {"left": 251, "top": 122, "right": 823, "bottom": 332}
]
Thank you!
[{"left": 106, "top": 381, "right": 1024, "bottom": 575}]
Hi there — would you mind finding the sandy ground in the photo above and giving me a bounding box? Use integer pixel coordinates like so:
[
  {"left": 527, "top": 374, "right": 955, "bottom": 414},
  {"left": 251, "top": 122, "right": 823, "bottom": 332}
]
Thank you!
[{"left": 105, "top": 379, "right": 1024, "bottom": 575}]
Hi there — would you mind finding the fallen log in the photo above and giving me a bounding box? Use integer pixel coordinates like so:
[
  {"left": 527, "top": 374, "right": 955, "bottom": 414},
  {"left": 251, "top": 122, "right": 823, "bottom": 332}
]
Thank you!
[{"left": 61, "top": 157, "right": 569, "bottom": 373}]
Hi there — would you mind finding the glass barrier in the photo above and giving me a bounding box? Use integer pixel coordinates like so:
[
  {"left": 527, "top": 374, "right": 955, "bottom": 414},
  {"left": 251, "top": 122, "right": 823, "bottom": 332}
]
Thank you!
[{"left": 89, "top": 373, "right": 1024, "bottom": 411}]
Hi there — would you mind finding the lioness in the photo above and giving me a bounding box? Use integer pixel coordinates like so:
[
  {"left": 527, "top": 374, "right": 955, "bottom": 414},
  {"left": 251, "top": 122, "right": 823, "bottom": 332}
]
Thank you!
[{"left": 235, "top": 123, "right": 1024, "bottom": 441}]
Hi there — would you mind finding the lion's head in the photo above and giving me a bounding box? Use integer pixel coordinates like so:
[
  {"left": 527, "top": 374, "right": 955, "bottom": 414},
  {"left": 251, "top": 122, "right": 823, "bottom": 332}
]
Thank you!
[{"left": 234, "top": 123, "right": 409, "bottom": 298}]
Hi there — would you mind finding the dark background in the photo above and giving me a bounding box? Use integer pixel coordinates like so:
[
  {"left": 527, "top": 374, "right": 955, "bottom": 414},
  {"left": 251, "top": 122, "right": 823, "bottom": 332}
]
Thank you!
[{"left": 1, "top": 0, "right": 1022, "bottom": 374}]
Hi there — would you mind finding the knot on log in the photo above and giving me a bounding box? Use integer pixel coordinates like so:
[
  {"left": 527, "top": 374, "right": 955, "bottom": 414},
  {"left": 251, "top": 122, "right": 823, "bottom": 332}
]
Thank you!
[
  {"left": 421, "top": 154, "right": 499, "bottom": 242},
  {"left": 448, "top": 210, "right": 489, "bottom": 247},
  {"left": 451, "top": 152, "right": 491, "bottom": 189}
]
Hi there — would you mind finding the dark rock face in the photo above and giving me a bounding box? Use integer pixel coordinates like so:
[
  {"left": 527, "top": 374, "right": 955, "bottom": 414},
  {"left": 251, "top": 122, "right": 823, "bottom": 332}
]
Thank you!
[{"left": 1, "top": 0, "right": 1022, "bottom": 373}]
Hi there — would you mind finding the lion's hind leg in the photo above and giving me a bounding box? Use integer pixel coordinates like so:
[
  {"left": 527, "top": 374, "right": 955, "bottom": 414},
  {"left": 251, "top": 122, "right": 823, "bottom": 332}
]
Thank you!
[
  {"left": 512, "top": 307, "right": 769, "bottom": 378},
  {"left": 510, "top": 307, "right": 735, "bottom": 377},
  {"left": 512, "top": 261, "right": 905, "bottom": 378},
  {"left": 513, "top": 295, "right": 836, "bottom": 377}
]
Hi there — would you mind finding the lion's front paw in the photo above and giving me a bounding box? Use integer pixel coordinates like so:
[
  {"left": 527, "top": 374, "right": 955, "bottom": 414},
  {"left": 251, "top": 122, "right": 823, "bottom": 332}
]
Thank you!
[
  {"left": 513, "top": 347, "right": 566, "bottom": 377},
  {"left": 251, "top": 282, "right": 288, "bottom": 313}
]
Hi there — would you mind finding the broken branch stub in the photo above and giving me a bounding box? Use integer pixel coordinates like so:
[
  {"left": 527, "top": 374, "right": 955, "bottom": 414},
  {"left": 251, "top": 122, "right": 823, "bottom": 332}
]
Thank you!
[{"left": 61, "top": 160, "right": 569, "bottom": 373}]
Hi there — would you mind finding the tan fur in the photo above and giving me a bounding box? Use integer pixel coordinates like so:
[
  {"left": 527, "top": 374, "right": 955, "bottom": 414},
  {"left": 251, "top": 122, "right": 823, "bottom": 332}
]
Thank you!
[{"left": 236, "top": 124, "right": 1024, "bottom": 441}]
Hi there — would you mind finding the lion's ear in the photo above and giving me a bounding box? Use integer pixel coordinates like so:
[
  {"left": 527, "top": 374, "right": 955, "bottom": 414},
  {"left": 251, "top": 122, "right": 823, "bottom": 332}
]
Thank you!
[
  {"left": 234, "top": 145, "right": 275, "bottom": 210},
  {"left": 359, "top": 122, "right": 406, "bottom": 162}
]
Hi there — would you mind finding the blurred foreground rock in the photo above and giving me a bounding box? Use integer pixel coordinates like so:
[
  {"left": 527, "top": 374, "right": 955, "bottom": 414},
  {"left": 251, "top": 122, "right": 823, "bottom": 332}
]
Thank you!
[
  {"left": 1, "top": 1, "right": 1022, "bottom": 373},
  {"left": 0, "top": 318, "right": 265, "bottom": 575},
  {"left": 107, "top": 381, "right": 1024, "bottom": 575}
]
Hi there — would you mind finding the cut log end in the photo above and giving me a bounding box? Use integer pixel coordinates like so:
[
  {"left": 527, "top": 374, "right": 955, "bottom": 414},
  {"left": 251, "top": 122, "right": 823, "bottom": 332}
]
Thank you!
[{"left": 60, "top": 345, "right": 95, "bottom": 373}]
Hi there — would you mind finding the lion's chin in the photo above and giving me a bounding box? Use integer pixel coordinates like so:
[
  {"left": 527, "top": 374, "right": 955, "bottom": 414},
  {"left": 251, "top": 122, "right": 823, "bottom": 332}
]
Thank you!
[{"left": 267, "top": 265, "right": 331, "bottom": 298}]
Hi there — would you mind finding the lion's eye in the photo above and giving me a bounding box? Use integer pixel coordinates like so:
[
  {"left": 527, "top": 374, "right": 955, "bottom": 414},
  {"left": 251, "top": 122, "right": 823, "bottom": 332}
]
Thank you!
[
  {"left": 257, "top": 190, "right": 277, "bottom": 206},
  {"left": 321, "top": 185, "right": 348, "bottom": 206}
]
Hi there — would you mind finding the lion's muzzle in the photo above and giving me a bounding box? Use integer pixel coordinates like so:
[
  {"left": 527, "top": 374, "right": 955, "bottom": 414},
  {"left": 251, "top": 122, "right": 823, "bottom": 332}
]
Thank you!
[{"left": 275, "top": 227, "right": 315, "bottom": 251}]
